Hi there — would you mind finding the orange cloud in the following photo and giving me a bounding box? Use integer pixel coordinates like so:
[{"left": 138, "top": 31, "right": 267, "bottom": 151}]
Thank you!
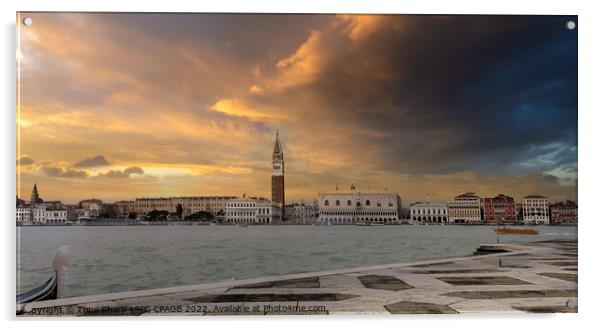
[
  {"left": 210, "top": 98, "right": 274, "bottom": 121},
  {"left": 334, "top": 15, "right": 389, "bottom": 41}
]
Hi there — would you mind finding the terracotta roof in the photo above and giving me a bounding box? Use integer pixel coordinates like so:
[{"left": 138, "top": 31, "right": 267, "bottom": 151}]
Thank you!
[
  {"left": 523, "top": 195, "right": 547, "bottom": 199},
  {"left": 455, "top": 192, "right": 480, "bottom": 199}
]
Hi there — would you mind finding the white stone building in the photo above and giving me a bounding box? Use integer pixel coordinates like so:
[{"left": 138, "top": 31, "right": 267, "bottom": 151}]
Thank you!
[
  {"left": 16, "top": 207, "right": 31, "bottom": 223},
  {"left": 521, "top": 195, "right": 549, "bottom": 225},
  {"left": 318, "top": 183, "right": 401, "bottom": 225},
  {"left": 410, "top": 202, "right": 449, "bottom": 223},
  {"left": 225, "top": 197, "right": 280, "bottom": 224},
  {"left": 448, "top": 192, "right": 482, "bottom": 224},
  {"left": 45, "top": 209, "right": 68, "bottom": 223},
  {"left": 16, "top": 206, "right": 67, "bottom": 224},
  {"left": 285, "top": 201, "right": 317, "bottom": 224},
  {"left": 32, "top": 206, "right": 47, "bottom": 222}
]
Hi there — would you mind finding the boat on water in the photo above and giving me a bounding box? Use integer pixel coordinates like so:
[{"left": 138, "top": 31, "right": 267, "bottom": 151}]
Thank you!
[
  {"left": 17, "top": 272, "right": 57, "bottom": 304},
  {"left": 355, "top": 222, "right": 384, "bottom": 226},
  {"left": 494, "top": 227, "right": 539, "bottom": 235},
  {"left": 17, "top": 246, "right": 69, "bottom": 306}
]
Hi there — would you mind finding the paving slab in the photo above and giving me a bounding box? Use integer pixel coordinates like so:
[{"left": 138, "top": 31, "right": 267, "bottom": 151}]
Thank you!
[
  {"left": 358, "top": 275, "right": 414, "bottom": 291},
  {"left": 436, "top": 276, "right": 533, "bottom": 286},
  {"left": 385, "top": 301, "right": 458, "bottom": 314}
]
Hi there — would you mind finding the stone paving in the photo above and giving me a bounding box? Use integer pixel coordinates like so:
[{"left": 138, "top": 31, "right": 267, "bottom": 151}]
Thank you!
[{"left": 17, "top": 240, "right": 577, "bottom": 316}]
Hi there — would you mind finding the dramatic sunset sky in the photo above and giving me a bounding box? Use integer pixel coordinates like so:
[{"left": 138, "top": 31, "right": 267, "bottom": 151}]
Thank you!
[{"left": 17, "top": 13, "right": 577, "bottom": 204}]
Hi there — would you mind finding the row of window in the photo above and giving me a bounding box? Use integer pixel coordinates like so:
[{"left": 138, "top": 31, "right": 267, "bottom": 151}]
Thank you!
[
  {"left": 136, "top": 203, "right": 224, "bottom": 208},
  {"left": 227, "top": 203, "right": 258, "bottom": 208},
  {"left": 324, "top": 200, "right": 394, "bottom": 207},
  {"left": 323, "top": 217, "right": 397, "bottom": 223},
  {"left": 320, "top": 210, "right": 397, "bottom": 216},
  {"left": 226, "top": 209, "right": 272, "bottom": 216},
  {"left": 412, "top": 216, "right": 448, "bottom": 223},
  {"left": 449, "top": 201, "right": 480, "bottom": 206},
  {"left": 411, "top": 209, "right": 447, "bottom": 215}
]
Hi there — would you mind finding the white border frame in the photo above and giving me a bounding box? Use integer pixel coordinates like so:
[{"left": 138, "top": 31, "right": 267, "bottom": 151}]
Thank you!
[{"left": 2, "top": 0, "right": 600, "bottom": 328}]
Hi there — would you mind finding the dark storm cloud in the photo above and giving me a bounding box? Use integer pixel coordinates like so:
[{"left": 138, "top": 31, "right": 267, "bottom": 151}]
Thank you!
[
  {"left": 41, "top": 166, "right": 88, "bottom": 178},
  {"left": 124, "top": 166, "right": 144, "bottom": 175},
  {"left": 73, "top": 155, "right": 111, "bottom": 168},
  {"left": 542, "top": 174, "right": 560, "bottom": 184},
  {"left": 17, "top": 156, "right": 35, "bottom": 166},
  {"left": 97, "top": 166, "right": 144, "bottom": 179},
  {"left": 261, "top": 15, "right": 577, "bottom": 177}
]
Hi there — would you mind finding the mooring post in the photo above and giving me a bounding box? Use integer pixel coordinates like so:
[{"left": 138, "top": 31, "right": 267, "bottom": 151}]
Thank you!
[{"left": 52, "top": 246, "right": 70, "bottom": 298}]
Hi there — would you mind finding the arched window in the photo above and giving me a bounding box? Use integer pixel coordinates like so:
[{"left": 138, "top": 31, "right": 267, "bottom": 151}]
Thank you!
[
  {"left": 366, "top": 200, "right": 371, "bottom": 206},
  {"left": 347, "top": 200, "right": 352, "bottom": 206},
  {"left": 325, "top": 200, "right": 330, "bottom": 206},
  {"left": 356, "top": 202, "right": 361, "bottom": 207},
  {"left": 336, "top": 200, "right": 340, "bottom": 206},
  {"left": 377, "top": 202, "right": 382, "bottom": 207}
]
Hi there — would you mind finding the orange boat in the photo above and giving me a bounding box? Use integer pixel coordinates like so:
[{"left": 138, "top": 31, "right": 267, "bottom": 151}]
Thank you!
[{"left": 494, "top": 228, "right": 539, "bottom": 235}]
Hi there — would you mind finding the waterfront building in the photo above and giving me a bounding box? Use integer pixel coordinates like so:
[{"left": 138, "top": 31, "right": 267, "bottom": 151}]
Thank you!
[
  {"left": 448, "top": 192, "right": 482, "bottom": 224},
  {"left": 550, "top": 200, "right": 578, "bottom": 225},
  {"left": 66, "top": 208, "right": 80, "bottom": 222},
  {"left": 410, "top": 202, "right": 448, "bottom": 223},
  {"left": 483, "top": 194, "right": 517, "bottom": 224},
  {"left": 16, "top": 183, "right": 67, "bottom": 224},
  {"left": 225, "top": 196, "right": 280, "bottom": 224},
  {"left": 16, "top": 205, "right": 67, "bottom": 224},
  {"left": 78, "top": 199, "right": 103, "bottom": 218},
  {"left": 272, "top": 131, "right": 285, "bottom": 209},
  {"left": 284, "top": 201, "right": 317, "bottom": 224},
  {"left": 114, "top": 200, "right": 135, "bottom": 219},
  {"left": 318, "top": 183, "right": 401, "bottom": 224},
  {"left": 39, "top": 200, "right": 63, "bottom": 210},
  {"left": 399, "top": 206, "right": 410, "bottom": 220},
  {"left": 31, "top": 206, "right": 46, "bottom": 222},
  {"left": 133, "top": 196, "right": 236, "bottom": 218},
  {"left": 44, "top": 209, "right": 68, "bottom": 224},
  {"left": 16, "top": 207, "right": 31, "bottom": 222},
  {"left": 521, "top": 195, "right": 549, "bottom": 225}
]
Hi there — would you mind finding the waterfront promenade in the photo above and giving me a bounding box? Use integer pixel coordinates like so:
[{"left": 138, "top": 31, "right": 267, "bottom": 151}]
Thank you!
[{"left": 17, "top": 240, "right": 577, "bottom": 315}]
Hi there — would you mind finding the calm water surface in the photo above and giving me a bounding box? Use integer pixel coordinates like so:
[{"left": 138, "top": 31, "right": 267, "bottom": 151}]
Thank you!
[{"left": 16, "top": 225, "right": 577, "bottom": 297}]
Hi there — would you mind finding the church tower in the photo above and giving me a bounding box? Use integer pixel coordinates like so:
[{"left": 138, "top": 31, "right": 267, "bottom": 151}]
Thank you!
[
  {"left": 271, "top": 131, "right": 285, "bottom": 208},
  {"left": 30, "top": 182, "right": 41, "bottom": 204}
]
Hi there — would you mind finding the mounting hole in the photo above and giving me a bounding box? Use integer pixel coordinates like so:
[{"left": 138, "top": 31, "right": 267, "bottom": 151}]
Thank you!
[
  {"left": 566, "top": 20, "right": 576, "bottom": 30},
  {"left": 23, "top": 17, "right": 33, "bottom": 26}
]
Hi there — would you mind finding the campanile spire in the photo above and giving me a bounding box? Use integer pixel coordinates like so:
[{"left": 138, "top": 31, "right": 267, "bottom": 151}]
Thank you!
[{"left": 271, "top": 131, "right": 285, "bottom": 209}]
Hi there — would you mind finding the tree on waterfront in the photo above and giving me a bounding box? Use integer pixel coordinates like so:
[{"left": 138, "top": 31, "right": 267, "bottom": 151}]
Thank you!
[
  {"left": 176, "top": 204, "right": 184, "bottom": 220},
  {"left": 148, "top": 209, "right": 169, "bottom": 221},
  {"left": 184, "top": 211, "right": 214, "bottom": 222}
]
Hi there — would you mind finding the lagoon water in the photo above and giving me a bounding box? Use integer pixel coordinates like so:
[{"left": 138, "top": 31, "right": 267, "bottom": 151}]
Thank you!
[{"left": 16, "top": 225, "right": 577, "bottom": 297}]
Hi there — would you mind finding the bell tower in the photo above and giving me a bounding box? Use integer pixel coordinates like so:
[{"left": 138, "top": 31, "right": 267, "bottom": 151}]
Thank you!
[
  {"left": 30, "top": 182, "right": 42, "bottom": 205},
  {"left": 271, "top": 131, "right": 285, "bottom": 208}
]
